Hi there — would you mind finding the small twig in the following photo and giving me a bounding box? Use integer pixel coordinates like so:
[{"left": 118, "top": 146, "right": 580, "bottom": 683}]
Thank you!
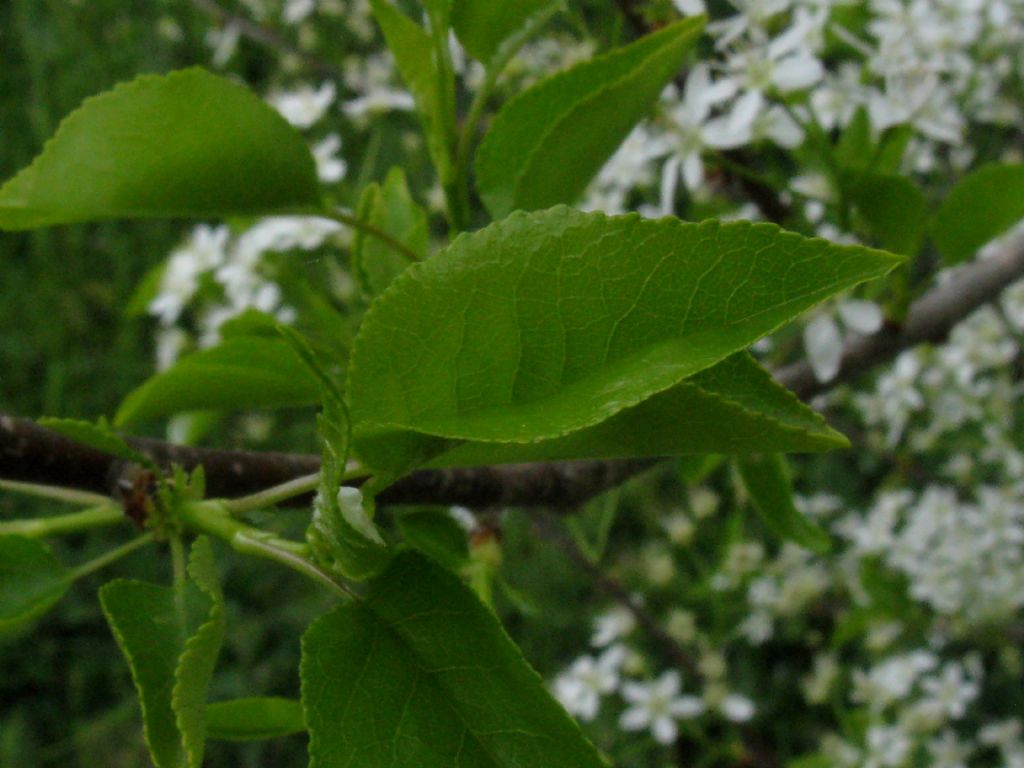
[
  {"left": 188, "top": 0, "right": 343, "bottom": 80},
  {"left": 532, "top": 511, "right": 700, "bottom": 679}
]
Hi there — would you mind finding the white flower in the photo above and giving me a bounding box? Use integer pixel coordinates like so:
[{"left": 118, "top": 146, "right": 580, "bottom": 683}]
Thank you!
[
  {"left": 283, "top": 0, "right": 316, "bottom": 24},
  {"left": 553, "top": 645, "right": 625, "bottom": 721},
  {"left": 927, "top": 730, "right": 972, "bottom": 768},
  {"left": 205, "top": 23, "right": 241, "bottom": 67},
  {"left": 803, "top": 312, "right": 844, "bottom": 382},
  {"left": 804, "top": 299, "right": 883, "bottom": 382},
  {"left": 673, "top": 0, "right": 706, "bottom": 15},
  {"left": 620, "top": 671, "right": 705, "bottom": 744},
  {"left": 592, "top": 606, "right": 636, "bottom": 647},
  {"left": 864, "top": 724, "right": 912, "bottom": 768},
  {"left": 313, "top": 133, "right": 347, "bottom": 183},
  {"left": 268, "top": 82, "right": 336, "bottom": 129},
  {"left": 719, "top": 693, "right": 755, "bottom": 722},
  {"left": 919, "top": 663, "right": 979, "bottom": 720},
  {"left": 658, "top": 64, "right": 742, "bottom": 208},
  {"left": 155, "top": 327, "right": 189, "bottom": 371},
  {"left": 149, "top": 225, "right": 230, "bottom": 324}
]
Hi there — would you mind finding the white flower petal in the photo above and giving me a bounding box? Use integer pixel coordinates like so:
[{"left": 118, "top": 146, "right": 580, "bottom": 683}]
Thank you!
[
  {"left": 804, "top": 314, "right": 844, "bottom": 382},
  {"left": 838, "top": 299, "right": 884, "bottom": 335}
]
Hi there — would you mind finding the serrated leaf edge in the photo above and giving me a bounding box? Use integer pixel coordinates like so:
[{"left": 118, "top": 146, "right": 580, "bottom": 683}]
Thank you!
[{"left": 349, "top": 207, "right": 899, "bottom": 449}]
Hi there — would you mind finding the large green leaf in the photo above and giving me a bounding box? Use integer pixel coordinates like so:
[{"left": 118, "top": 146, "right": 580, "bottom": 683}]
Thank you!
[
  {"left": 115, "top": 336, "right": 321, "bottom": 427},
  {"left": 931, "top": 163, "right": 1024, "bottom": 264},
  {"left": 430, "top": 353, "right": 847, "bottom": 466},
  {"left": 348, "top": 207, "right": 901, "bottom": 474},
  {"left": 353, "top": 167, "right": 428, "bottom": 298},
  {"left": 309, "top": 388, "right": 391, "bottom": 582},
  {"left": 368, "top": 0, "right": 454, "bottom": 182},
  {"left": 301, "top": 550, "right": 604, "bottom": 768},
  {"left": 452, "top": 0, "right": 562, "bottom": 64},
  {"left": 737, "top": 454, "right": 830, "bottom": 553},
  {"left": 100, "top": 538, "right": 225, "bottom": 768},
  {"left": 0, "top": 536, "right": 71, "bottom": 634},
  {"left": 474, "top": 17, "right": 704, "bottom": 217},
  {"left": 0, "top": 69, "right": 320, "bottom": 230},
  {"left": 205, "top": 698, "right": 306, "bottom": 741}
]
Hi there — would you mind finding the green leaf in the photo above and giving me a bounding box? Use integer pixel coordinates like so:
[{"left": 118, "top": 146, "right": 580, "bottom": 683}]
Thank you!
[
  {"left": 100, "top": 537, "right": 224, "bottom": 768},
  {"left": 931, "top": 163, "right": 1024, "bottom": 264},
  {"left": 37, "top": 417, "right": 153, "bottom": 468},
  {"left": 369, "top": 0, "right": 454, "bottom": 182},
  {"left": 308, "top": 390, "right": 391, "bottom": 581},
  {"left": 301, "top": 550, "right": 604, "bottom": 768},
  {"left": 474, "top": 17, "right": 704, "bottom": 217},
  {"left": 833, "top": 107, "right": 871, "bottom": 172},
  {"left": 736, "top": 454, "right": 831, "bottom": 553},
  {"left": 353, "top": 168, "right": 428, "bottom": 298},
  {"left": 0, "top": 69, "right": 320, "bottom": 230},
  {"left": 172, "top": 537, "right": 226, "bottom": 768},
  {"left": 348, "top": 207, "right": 901, "bottom": 475},
  {"left": 566, "top": 491, "right": 618, "bottom": 563},
  {"left": 429, "top": 353, "right": 848, "bottom": 467},
  {"left": 101, "top": 580, "right": 187, "bottom": 768},
  {"left": 395, "top": 508, "right": 470, "bottom": 571},
  {"left": 0, "top": 536, "right": 71, "bottom": 634},
  {"left": 849, "top": 172, "right": 927, "bottom": 255},
  {"left": 452, "top": 0, "right": 562, "bottom": 64},
  {"left": 205, "top": 698, "right": 306, "bottom": 741},
  {"left": 276, "top": 324, "right": 341, "bottom": 400},
  {"left": 115, "top": 336, "right": 321, "bottom": 427}
]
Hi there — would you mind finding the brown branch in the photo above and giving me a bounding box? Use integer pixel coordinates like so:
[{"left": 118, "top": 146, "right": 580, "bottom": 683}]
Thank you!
[
  {"left": 532, "top": 511, "right": 700, "bottom": 677},
  {"left": 188, "top": 0, "right": 343, "bottom": 80},
  {"left": 3, "top": 235, "right": 1024, "bottom": 511},
  {"left": 775, "top": 232, "right": 1024, "bottom": 400},
  {"left": 0, "top": 415, "right": 656, "bottom": 510}
]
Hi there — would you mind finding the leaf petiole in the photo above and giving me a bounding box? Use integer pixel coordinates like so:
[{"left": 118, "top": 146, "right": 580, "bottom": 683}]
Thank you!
[{"left": 0, "top": 504, "right": 123, "bottom": 537}]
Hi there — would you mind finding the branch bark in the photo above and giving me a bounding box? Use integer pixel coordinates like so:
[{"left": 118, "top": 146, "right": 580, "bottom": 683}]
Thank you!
[
  {"left": 2, "top": 234, "right": 1023, "bottom": 509},
  {"left": 775, "top": 232, "right": 1024, "bottom": 400}
]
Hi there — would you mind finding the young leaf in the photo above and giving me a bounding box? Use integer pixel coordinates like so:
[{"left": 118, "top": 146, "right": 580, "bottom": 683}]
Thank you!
[
  {"left": 308, "top": 391, "right": 391, "bottom": 581},
  {"left": 474, "top": 17, "right": 704, "bottom": 217},
  {"left": 353, "top": 168, "right": 428, "bottom": 298},
  {"left": 172, "top": 537, "right": 226, "bottom": 768},
  {"left": 452, "top": 0, "right": 562, "bottom": 65},
  {"left": 0, "top": 69, "right": 320, "bottom": 230},
  {"left": 115, "top": 336, "right": 321, "bottom": 427},
  {"left": 0, "top": 536, "right": 71, "bottom": 634},
  {"left": 736, "top": 454, "right": 831, "bottom": 553},
  {"left": 37, "top": 417, "right": 153, "bottom": 468},
  {"left": 301, "top": 550, "right": 605, "bottom": 768},
  {"left": 429, "top": 353, "right": 848, "bottom": 467},
  {"left": 100, "top": 537, "right": 225, "bottom": 768},
  {"left": 849, "top": 172, "right": 927, "bottom": 255},
  {"left": 205, "top": 698, "right": 306, "bottom": 741},
  {"left": 368, "top": 0, "right": 455, "bottom": 182},
  {"left": 347, "top": 207, "right": 902, "bottom": 475},
  {"left": 566, "top": 491, "right": 619, "bottom": 563},
  {"left": 931, "top": 163, "right": 1024, "bottom": 264}
]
